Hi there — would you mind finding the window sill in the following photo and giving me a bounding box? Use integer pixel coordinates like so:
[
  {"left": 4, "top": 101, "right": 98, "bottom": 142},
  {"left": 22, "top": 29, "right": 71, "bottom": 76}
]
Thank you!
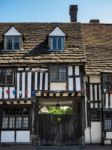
[{"left": 48, "top": 49, "right": 64, "bottom": 53}]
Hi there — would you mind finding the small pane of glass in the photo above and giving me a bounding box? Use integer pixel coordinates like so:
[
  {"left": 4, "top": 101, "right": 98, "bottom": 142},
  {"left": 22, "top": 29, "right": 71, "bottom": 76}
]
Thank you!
[
  {"left": 23, "top": 117, "right": 29, "bottom": 128},
  {"left": 52, "top": 37, "right": 57, "bottom": 50},
  {"left": 2, "top": 117, "right": 8, "bottom": 128},
  {"left": 14, "top": 36, "right": 20, "bottom": 49},
  {"left": 0, "top": 69, "right": 5, "bottom": 84},
  {"left": 16, "top": 117, "right": 22, "bottom": 128},
  {"left": 7, "top": 37, "right": 12, "bottom": 50},
  {"left": 6, "top": 69, "right": 13, "bottom": 84},
  {"left": 9, "top": 117, "right": 15, "bottom": 128},
  {"left": 104, "top": 120, "right": 112, "bottom": 130}
]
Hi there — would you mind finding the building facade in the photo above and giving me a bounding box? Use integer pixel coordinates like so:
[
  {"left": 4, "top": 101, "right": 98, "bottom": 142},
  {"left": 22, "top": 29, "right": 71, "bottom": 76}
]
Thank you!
[{"left": 0, "top": 5, "right": 112, "bottom": 145}]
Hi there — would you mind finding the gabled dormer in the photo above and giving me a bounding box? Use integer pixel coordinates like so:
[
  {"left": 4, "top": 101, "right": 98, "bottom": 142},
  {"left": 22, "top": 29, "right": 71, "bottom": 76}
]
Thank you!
[
  {"left": 4, "top": 26, "right": 22, "bottom": 51},
  {"left": 49, "top": 27, "right": 66, "bottom": 51}
]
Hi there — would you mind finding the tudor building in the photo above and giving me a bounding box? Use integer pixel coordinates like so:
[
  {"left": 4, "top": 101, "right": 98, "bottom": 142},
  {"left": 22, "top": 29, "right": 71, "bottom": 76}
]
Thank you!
[{"left": 0, "top": 5, "right": 112, "bottom": 146}]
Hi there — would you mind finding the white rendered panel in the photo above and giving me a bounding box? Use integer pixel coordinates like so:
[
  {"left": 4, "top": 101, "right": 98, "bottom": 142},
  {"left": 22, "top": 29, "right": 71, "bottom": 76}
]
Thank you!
[
  {"left": 95, "top": 85, "right": 97, "bottom": 101},
  {"left": 110, "top": 94, "right": 112, "bottom": 108},
  {"left": 85, "top": 128, "right": 91, "bottom": 144},
  {"left": 22, "top": 72, "right": 25, "bottom": 98},
  {"left": 90, "top": 84, "right": 93, "bottom": 101},
  {"left": 91, "top": 122, "right": 101, "bottom": 143},
  {"left": 90, "top": 103, "right": 94, "bottom": 108},
  {"left": 68, "top": 66, "right": 73, "bottom": 76},
  {"left": 1, "top": 131, "right": 15, "bottom": 142},
  {"left": 75, "top": 66, "right": 79, "bottom": 76},
  {"left": 45, "top": 73, "right": 48, "bottom": 91},
  {"left": 106, "top": 132, "right": 112, "bottom": 139},
  {"left": 40, "top": 72, "right": 43, "bottom": 90},
  {"left": 106, "top": 94, "right": 109, "bottom": 109},
  {"left": 35, "top": 72, "right": 38, "bottom": 90},
  {"left": 95, "top": 85, "right": 98, "bottom": 108},
  {"left": 10, "top": 87, "right": 15, "bottom": 99},
  {"left": 75, "top": 77, "right": 81, "bottom": 91},
  {"left": 68, "top": 78, "right": 73, "bottom": 91},
  {"left": 16, "top": 131, "right": 30, "bottom": 143},
  {"left": 0, "top": 87, "right": 3, "bottom": 99},
  {"left": 4, "top": 87, "right": 8, "bottom": 99},
  {"left": 50, "top": 83, "right": 66, "bottom": 91},
  {"left": 27, "top": 72, "right": 32, "bottom": 98},
  {"left": 17, "top": 73, "right": 20, "bottom": 98},
  {"left": 49, "top": 27, "right": 66, "bottom": 36},
  {"left": 5, "top": 26, "right": 21, "bottom": 36}
]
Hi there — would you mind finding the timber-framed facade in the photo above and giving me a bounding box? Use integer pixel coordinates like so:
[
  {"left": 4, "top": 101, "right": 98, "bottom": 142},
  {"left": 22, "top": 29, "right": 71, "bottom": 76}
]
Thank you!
[{"left": 0, "top": 4, "right": 112, "bottom": 145}]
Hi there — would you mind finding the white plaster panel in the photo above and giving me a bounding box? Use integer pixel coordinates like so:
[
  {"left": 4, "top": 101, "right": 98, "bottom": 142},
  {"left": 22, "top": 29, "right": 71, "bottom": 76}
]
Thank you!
[
  {"left": 50, "top": 82, "right": 66, "bottom": 91},
  {"left": 91, "top": 122, "right": 101, "bottom": 143},
  {"left": 89, "top": 76, "right": 101, "bottom": 83},
  {"left": 16, "top": 131, "right": 30, "bottom": 143},
  {"left": 85, "top": 128, "right": 91, "bottom": 144},
  {"left": 1, "top": 131, "right": 15, "bottom": 142},
  {"left": 106, "top": 132, "right": 112, "bottom": 139}
]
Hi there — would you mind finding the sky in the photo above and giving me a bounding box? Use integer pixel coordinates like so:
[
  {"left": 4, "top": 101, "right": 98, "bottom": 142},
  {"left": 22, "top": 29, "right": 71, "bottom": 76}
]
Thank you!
[{"left": 0, "top": 0, "right": 112, "bottom": 23}]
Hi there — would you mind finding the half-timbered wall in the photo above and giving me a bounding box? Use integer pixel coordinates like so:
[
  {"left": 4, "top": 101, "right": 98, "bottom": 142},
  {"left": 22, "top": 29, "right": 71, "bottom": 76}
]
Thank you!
[
  {"left": 85, "top": 76, "right": 102, "bottom": 144},
  {"left": 0, "top": 66, "right": 82, "bottom": 100}
]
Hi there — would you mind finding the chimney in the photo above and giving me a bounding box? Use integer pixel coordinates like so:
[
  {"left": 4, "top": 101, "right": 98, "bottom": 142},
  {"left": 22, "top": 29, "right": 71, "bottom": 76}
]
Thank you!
[
  {"left": 90, "top": 19, "right": 100, "bottom": 24},
  {"left": 69, "top": 5, "right": 78, "bottom": 22}
]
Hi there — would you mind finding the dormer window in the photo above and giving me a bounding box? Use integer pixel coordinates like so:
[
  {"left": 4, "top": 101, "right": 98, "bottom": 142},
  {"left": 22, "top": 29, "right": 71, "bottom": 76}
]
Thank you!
[
  {"left": 6, "top": 36, "right": 20, "bottom": 50},
  {"left": 49, "top": 27, "right": 66, "bottom": 51},
  {"left": 4, "top": 27, "right": 22, "bottom": 51}
]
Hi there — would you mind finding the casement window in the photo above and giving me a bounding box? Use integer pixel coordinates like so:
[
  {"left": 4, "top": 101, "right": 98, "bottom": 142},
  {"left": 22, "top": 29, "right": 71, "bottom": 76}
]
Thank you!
[
  {"left": 49, "top": 36, "right": 65, "bottom": 50},
  {"left": 102, "top": 73, "right": 112, "bottom": 92},
  {"left": 5, "top": 36, "right": 21, "bottom": 50},
  {"left": 1, "top": 107, "right": 31, "bottom": 130},
  {"left": 4, "top": 26, "right": 22, "bottom": 51},
  {"left": 0, "top": 69, "right": 14, "bottom": 85},
  {"left": 50, "top": 66, "right": 67, "bottom": 82},
  {"left": 49, "top": 27, "right": 66, "bottom": 51},
  {"left": 104, "top": 112, "right": 112, "bottom": 130},
  {"left": 90, "top": 109, "right": 101, "bottom": 121}
]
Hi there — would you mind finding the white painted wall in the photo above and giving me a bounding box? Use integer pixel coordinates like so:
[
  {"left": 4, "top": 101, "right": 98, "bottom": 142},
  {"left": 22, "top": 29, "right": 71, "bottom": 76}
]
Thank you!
[
  {"left": 85, "top": 122, "right": 101, "bottom": 144},
  {"left": 1, "top": 131, "right": 15, "bottom": 143},
  {"left": 16, "top": 131, "right": 30, "bottom": 143},
  {"left": 90, "top": 75, "right": 101, "bottom": 83},
  {"left": 50, "top": 82, "right": 66, "bottom": 91}
]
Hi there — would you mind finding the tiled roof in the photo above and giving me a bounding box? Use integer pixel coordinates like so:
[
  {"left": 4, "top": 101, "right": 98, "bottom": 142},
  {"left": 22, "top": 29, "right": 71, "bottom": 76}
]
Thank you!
[
  {"left": 0, "top": 23, "right": 86, "bottom": 66},
  {"left": 82, "top": 23, "right": 112, "bottom": 75}
]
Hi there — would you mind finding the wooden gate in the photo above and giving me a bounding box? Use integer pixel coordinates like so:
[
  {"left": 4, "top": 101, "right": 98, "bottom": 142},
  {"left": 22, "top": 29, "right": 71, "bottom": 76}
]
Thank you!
[{"left": 38, "top": 114, "right": 80, "bottom": 146}]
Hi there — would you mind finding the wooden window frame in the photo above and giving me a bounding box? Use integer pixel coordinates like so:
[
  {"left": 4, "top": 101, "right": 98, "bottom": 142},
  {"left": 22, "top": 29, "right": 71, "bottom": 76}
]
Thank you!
[
  {"left": 0, "top": 107, "right": 31, "bottom": 131},
  {"left": 0, "top": 68, "right": 15, "bottom": 86},
  {"left": 4, "top": 35, "right": 22, "bottom": 51},
  {"left": 49, "top": 66, "right": 67, "bottom": 82},
  {"left": 49, "top": 36, "right": 65, "bottom": 51}
]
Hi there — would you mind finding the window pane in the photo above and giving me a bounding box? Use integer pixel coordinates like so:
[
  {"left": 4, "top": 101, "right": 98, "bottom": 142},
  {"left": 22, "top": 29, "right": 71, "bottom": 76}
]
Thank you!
[
  {"left": 23, "top": 117, "right": 29, "bottom": 128},
  {"left": 9, "top": 117, "right": 15, "bottom": 128},
  {"left": 59, "top": 67, "right": 66, "bottom": 81},
  {"left": 14, "top": 37, "right": 20, "bottom": 49},
  {"left": 7, "top": 37, "right": 12, "bottom": 50},
  {"left": 6, "top": 69, "right": 13, "bottom": 84},
  {"left": 0, "top": 69, "right": 5, "bottom": 84},
  {"left": 2, "top": 117, "right": 8, "bottom": 128},
  {"left": 104, "top": 120, "right": 112, "bottom": 130},
  {"left": 53, "top": 37, "right": 57, "bottom": 50},
  {"left": 16, "top": 117, "right": 22, "bottom": 128},
  {"left": 58, "top": 37, "right": 64, "bottom": 50},
  {"left": 50, "top": 66, "right": 66, "bottom": 82}
]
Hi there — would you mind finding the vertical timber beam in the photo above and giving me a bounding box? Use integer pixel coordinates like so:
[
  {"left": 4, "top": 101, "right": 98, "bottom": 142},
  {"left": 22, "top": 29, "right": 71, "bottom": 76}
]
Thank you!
[{"left": 33, "top": 96, "right": 40, "bottom": 145}]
